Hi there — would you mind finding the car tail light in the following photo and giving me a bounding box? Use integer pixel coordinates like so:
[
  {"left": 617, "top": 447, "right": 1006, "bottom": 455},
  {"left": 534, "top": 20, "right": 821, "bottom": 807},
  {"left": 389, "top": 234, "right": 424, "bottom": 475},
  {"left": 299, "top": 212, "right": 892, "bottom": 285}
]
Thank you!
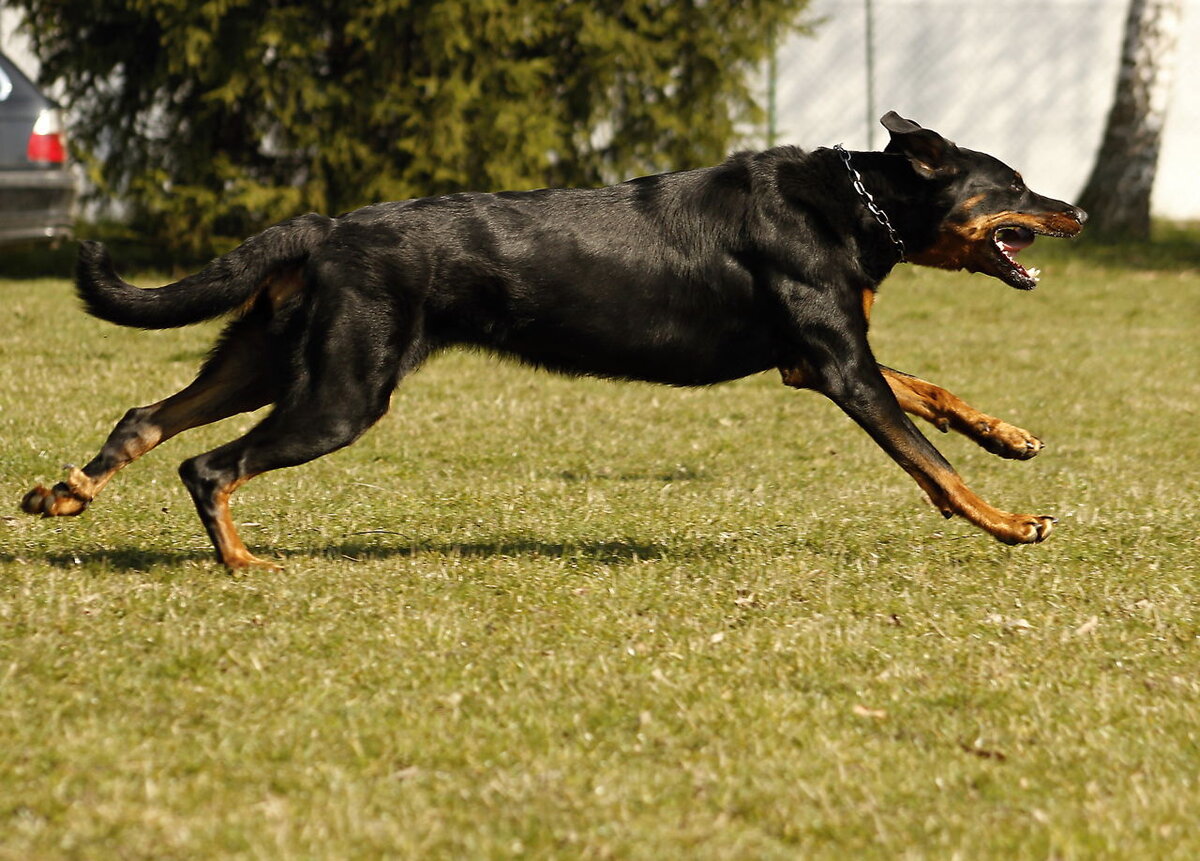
[{"left": 27, "top": 108, "right": 67, "bottom": 164}]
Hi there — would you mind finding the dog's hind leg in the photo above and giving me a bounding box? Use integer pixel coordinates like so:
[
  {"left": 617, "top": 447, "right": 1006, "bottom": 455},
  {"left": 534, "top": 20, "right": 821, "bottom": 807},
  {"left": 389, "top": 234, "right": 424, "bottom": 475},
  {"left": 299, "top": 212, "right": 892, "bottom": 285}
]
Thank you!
[
  {"left": 879, "top": 366, "right": 1044, "bottom": 460},
  {"left": 21, "top": 311, "right": 282, "bottom": 519},
  {"left": 177, "top": 287, "right": 427, "bottom": 569}
]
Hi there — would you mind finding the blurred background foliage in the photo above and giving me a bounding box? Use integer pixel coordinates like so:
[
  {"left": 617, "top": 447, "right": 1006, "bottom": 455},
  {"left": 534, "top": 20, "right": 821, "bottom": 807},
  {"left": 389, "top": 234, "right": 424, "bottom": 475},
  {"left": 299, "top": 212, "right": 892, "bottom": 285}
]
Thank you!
[{"left": 11, "top": 0, "right": 808, "bottom": 259}]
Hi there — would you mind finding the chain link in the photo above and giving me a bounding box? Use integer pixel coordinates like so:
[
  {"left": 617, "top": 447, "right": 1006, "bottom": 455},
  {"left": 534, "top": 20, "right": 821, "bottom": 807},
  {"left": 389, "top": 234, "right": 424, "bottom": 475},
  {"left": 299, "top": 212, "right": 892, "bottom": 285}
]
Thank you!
[{"left": 834, "top": 144, "right": 906, "bottom": 262}]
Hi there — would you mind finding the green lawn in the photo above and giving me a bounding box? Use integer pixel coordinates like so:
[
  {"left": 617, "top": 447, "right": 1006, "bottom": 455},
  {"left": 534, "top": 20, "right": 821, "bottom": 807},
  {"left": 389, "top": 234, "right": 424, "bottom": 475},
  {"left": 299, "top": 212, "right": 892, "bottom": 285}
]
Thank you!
[{"left": 2, "top": 235, "right": 1198, "bottom": 858}]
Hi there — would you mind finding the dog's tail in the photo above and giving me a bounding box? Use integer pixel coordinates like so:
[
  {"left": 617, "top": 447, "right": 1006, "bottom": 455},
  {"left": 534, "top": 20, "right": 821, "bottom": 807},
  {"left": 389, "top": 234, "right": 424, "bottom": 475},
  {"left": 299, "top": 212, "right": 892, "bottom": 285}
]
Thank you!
[{"left": 75, "top": 212, "right": 335, "bottom": 329}]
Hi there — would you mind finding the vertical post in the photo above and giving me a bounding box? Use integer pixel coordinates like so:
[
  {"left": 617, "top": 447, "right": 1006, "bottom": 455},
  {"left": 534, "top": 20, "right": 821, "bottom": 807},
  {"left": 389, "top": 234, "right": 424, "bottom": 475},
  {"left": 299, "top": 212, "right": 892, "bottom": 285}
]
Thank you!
[
  {"left": 864, "top": 0, "right": 876, "bottom": 149},
  {"left": 767, "top": 23, "right": 778, "bottom": 147}
]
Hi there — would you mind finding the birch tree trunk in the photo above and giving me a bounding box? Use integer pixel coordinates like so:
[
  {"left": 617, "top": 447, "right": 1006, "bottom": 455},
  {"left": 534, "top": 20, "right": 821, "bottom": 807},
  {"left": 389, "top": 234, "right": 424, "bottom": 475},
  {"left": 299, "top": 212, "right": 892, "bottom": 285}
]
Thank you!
[{"left": 1077, "top": 0, "right": 1182, "bottom": 240}]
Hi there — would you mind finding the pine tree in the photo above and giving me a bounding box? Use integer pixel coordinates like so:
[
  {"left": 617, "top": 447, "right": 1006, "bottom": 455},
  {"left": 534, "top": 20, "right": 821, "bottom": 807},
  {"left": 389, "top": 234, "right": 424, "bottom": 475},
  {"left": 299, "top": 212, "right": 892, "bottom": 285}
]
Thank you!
[{"left": 13, "top": 0, "right": 807, "bottom": 257}]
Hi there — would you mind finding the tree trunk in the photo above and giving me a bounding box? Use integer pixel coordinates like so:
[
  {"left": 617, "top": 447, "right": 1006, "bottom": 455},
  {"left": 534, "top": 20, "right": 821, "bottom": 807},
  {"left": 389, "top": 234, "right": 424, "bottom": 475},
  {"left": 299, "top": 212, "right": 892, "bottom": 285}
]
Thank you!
[{"left": 1077, "top": 0, "right": 1182, "bottom": 241}]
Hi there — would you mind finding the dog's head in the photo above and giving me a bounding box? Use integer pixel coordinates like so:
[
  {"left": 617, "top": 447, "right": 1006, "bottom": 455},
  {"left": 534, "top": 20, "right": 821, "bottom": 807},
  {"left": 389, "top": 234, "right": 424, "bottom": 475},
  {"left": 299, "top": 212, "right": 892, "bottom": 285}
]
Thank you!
[{"left": 881, "top": 112, "right": 1086, "bottom": 290}]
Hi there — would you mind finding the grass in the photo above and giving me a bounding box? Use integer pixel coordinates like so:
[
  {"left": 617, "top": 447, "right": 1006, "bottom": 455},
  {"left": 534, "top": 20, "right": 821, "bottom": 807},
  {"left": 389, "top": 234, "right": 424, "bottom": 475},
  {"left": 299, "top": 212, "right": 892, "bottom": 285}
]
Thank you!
[{"left": 1, "top": 233, "right": 1198, "bottom": 858}]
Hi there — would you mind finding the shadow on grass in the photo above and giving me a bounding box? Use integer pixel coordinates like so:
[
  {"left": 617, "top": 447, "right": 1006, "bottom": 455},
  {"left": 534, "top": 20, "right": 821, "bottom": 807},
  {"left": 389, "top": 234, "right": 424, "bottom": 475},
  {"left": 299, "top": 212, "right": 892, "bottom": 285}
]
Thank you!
[
  {"left": 329, "top": 535, "right": 670, "bottom": 566},
  {"left": 2, "top": 547, "right": 217, "bottom": 572},
  {"left": 2, "top": 536, "right": 671, "bottom": 572}
]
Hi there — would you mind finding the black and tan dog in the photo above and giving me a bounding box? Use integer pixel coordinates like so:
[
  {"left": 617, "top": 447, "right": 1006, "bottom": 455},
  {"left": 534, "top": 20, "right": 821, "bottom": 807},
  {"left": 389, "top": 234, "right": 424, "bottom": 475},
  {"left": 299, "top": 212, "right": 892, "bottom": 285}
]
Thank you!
[{"left": 22, "top": 112, "right": 1085, "bottom": 569}]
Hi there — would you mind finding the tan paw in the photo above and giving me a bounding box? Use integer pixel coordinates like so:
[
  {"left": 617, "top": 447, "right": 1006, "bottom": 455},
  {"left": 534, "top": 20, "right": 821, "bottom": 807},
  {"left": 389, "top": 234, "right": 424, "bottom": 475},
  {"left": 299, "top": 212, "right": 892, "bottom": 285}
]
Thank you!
[
  {"left": 221, "top": 550, "right": 285, "bottom": 572},
  {"left": 21, "top": 482, "right": 91, "bottom": 517},
  {"left": 973, "top": 419, "right": 1044, "bottom": 461},
  {"left": 993, "top": 514, "right": 1056, "bottom": 545}
]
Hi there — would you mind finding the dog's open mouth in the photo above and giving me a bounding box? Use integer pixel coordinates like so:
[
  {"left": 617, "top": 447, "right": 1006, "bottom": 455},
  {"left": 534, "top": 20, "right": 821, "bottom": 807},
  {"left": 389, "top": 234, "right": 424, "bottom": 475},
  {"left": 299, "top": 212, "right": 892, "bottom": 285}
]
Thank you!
[{"left": 992, "top": 225, "right": 1041, "bottom": 289}]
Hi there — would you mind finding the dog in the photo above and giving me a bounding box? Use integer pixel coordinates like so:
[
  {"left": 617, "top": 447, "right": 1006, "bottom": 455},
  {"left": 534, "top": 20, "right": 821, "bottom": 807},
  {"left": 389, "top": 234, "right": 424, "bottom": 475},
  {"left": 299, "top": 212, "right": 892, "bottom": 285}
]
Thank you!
[{"left": 21, "top": 112, "right": 1086, "bottom": 569}]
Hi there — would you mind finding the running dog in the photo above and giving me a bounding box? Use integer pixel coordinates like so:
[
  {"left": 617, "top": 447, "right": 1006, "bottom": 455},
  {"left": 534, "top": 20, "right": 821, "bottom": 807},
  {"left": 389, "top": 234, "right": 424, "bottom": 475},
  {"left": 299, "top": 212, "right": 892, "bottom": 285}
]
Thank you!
[{"left": 22, "top": 112, "right": 1086, "bottom": 568}]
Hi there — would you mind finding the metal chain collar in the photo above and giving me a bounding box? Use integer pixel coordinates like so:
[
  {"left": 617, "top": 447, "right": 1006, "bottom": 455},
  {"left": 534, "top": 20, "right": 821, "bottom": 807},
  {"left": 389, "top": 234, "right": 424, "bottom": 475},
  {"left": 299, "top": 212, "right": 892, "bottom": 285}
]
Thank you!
[{"left": 834, "top": 144, "right": 906, "bottom": 262}]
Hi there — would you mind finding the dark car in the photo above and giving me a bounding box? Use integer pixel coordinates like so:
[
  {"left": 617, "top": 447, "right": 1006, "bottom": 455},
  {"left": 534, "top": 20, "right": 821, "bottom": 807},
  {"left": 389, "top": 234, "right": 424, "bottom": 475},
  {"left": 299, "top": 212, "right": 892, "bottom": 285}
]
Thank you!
[{"left": 0, "top": 51, "right": 75, "bottom": 244}]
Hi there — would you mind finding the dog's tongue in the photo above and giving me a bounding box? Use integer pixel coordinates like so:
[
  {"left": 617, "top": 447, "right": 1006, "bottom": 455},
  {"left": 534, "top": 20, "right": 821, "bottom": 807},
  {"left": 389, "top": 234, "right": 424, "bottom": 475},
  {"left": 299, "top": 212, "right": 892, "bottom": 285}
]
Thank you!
[{"left": 997, "top": 226, "right": 1035, "bottom": 253}]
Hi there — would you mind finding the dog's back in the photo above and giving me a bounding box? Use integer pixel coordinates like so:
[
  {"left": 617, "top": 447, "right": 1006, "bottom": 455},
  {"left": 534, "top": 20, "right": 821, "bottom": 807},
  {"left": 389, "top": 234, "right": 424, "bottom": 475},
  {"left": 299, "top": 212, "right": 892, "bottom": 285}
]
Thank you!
[{"left": 321, "top": 152, "right": 799, "bottom": 384}]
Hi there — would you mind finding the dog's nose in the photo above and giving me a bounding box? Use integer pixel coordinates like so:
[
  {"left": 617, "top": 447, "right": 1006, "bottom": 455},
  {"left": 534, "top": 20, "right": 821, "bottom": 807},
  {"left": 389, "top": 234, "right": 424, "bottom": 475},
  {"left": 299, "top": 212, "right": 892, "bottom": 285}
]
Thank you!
[{"left": 1072, "top": 206, "right": 1088, "bottom": 225}]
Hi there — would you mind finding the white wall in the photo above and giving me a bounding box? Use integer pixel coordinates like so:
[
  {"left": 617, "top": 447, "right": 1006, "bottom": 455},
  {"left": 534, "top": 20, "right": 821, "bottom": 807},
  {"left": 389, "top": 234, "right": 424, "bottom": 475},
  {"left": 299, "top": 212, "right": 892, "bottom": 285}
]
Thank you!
[
  {"left": 0, "top": 8, "right": 35, "bottom": 79},
  {"left": 771, "top": 0, "right": 1199, "bottom": 219}
]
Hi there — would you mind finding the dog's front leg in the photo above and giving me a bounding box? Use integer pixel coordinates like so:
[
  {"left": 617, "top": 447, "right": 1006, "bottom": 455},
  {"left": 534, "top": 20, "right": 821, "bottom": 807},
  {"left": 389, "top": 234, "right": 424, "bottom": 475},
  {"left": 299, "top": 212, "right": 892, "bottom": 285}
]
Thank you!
[
  {"left": 878, "top": 366, "right": 1044, "bottom": 460},
  {"left": 780, "top": 338, "right": 1055, "bottom": 545}
]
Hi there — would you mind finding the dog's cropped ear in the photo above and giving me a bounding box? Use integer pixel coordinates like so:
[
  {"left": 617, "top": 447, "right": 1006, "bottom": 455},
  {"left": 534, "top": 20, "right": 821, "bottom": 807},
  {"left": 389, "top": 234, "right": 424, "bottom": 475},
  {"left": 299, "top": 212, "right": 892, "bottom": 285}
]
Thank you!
[{"left": 880, "top": 111, "right": 957, "bottom": 179}]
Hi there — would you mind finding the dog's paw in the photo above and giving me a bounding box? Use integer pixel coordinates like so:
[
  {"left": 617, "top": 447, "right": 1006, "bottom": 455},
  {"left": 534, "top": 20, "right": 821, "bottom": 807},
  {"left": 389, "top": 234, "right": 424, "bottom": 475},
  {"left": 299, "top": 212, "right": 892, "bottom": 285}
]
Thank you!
[
  {"left": 974, "top": 419, "right": 1044, "bottom": 461},
  {"left": 994, "top": 514, "right": 1056, "bottom": 545},
  {"left": 220, "top": 550, "right": 285, "bottom": 572},
  {"left": 21, "top": 482, "right": 91, "bottom": 517},
  {"left": 20, "top": 467, "right": 98, "bottom": 518}
]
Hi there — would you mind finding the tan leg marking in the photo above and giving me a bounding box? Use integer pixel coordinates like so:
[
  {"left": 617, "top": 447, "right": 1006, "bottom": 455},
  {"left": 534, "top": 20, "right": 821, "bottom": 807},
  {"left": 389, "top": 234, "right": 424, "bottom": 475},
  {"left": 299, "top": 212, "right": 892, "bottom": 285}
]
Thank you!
[
  {"left": 208, "top": 476, "right": 282, "bottom": 571},
  {"left": 779, "top": 365, "right": 810, "bottom": 388},
  {"left": 21, "top": 323, "right": 274, "bottom": 520},
  {"left": 861, "top": 287, "right": 876, "bottom": 322},
  {"left": 881, "top": 368, "right": 1043, "bottom": 460},
  {"left": 909, "top": 465, "right": 1055, "bottom": 545},
  {"left": 776, "top": 357, "right": 1054, "bottom": 545}
]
